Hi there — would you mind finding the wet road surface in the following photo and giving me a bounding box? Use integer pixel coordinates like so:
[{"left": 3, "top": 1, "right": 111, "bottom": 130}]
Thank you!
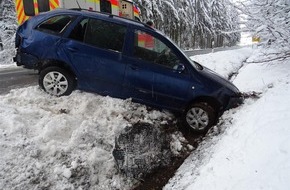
[{"left": 0, "top": 67, "right": 38, "bottom": 95}]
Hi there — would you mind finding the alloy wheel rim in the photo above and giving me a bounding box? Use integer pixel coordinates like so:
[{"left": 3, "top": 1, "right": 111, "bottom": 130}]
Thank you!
[
  {"left": 186, "top": 107, "right": 209, "bottom": 130},
  {"left": 43, "top": 71, "right": 68, "bottom": 96}
]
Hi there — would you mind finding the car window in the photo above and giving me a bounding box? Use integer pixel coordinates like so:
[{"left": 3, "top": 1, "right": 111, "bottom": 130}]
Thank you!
[
  {"left": 133, "top": 30, "right": 180, "bottom": 69},
  {"left": 37, "top": 15, "right": 74, "bottom": 34},
  {"left": 84, "top": 18, "right": 127, "bottom": 52},
  {"left": 68, "top": 18, "right": 89, "bottom": 42}
]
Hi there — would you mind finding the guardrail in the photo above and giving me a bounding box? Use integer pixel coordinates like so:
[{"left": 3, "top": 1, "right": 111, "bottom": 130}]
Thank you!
[{"left": 184, "top": 46, "right": 245, "bottom": 57}]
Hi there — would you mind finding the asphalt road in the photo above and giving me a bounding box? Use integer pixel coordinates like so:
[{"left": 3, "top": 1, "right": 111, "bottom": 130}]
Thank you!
[
  {"left": 0, "top": 46, "right": 243, "bottom": 95},
  {"left": 0, "top": 67, "right": 38, "bottom": 94}
]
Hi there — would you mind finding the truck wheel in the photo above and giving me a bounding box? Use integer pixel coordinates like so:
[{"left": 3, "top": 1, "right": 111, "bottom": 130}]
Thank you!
[
  {"left": 184, "top": 102, "right": 217, "bottom": 133},
  {"left": 39, "top": 67, "right": 76, "bottom": 96}
]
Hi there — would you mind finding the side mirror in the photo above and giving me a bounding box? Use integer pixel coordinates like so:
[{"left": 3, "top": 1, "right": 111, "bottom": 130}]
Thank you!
[{"left": 173, "top": 64, "right": 185, "bottom": 73}]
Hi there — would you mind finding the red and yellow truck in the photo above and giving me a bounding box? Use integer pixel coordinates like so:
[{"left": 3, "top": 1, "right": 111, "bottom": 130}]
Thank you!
[{"left": 15, "top": 0, "right": 140, "bottom": 25}]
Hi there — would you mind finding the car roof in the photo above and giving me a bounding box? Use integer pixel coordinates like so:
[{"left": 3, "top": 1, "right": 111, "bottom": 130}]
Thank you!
[
  {"left": 35, "top": 8, "right": 168, "bottom": 43},
  {"left": 45, "top": 8, "right": 149, "bottom": 29}
]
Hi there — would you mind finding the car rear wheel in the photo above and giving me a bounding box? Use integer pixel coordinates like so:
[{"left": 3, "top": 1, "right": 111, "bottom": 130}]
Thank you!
[
  {"left": 39, "top": 67, "right": 76, "bottom": 96},
  {"left": 184, "top": 102, "right": 217, "bottom": 133}
]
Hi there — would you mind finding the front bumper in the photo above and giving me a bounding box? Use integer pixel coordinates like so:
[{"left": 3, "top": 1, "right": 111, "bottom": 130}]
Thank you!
[
  {"left": 225, "top": 93, "right": 244, "bottom": 110},
  {"left": 13, "top": 50, "right": 39, "bottom": 69}
]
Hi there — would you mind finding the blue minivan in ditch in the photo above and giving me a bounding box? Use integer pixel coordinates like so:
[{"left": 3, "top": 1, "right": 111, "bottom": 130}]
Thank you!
[{"left": 14, "top": 9, "right": 243, "bottom": 132}]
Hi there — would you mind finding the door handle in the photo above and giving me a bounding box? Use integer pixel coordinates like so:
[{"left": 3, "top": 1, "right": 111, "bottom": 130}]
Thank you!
[
  {"left": 130, "top": 64, "right": 139, "bottom": 70},
  {"left": 67, "top": 47, "right": 78, "bottom": 52}
]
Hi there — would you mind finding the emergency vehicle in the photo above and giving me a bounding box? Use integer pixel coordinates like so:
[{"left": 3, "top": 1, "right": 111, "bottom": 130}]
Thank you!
[{"left": 14, "top": 0, "right": 140, "bottom": 25}]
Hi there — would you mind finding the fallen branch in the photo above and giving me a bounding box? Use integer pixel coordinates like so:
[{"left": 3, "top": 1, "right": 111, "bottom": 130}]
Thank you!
[
  {"left": 242, "top": 91, "right": 262, "bottom": 99},
  {"left": 246, "top": 53, "right": 290, "bottom": 63}
]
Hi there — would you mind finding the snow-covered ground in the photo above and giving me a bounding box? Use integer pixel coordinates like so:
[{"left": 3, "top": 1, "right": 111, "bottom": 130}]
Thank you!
[
  {"left": 0, "top": 85, "right": 176, "bottom": 189},
  {"left": 165, "top": 50, "right": 290, "bottom": 189},
  {"left": 1, "top": 46, "right": 290, "bottom": 189}
]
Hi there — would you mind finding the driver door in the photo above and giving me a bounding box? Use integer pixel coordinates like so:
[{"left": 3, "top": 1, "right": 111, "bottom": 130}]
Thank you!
[{"left": 124, "top": 29, "right": 191, "bottom": 109}]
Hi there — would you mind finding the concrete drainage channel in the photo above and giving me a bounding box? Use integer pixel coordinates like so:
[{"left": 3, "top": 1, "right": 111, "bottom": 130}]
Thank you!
[
  {"left": 132, "top": 128, "right": 204, "bottom": 190},
  {"left": 112, "top": 121, "right": 205, "bottom": 190}
]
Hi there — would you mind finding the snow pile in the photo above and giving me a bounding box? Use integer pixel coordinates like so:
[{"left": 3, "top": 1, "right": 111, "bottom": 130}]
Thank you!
[
  {"left": 0, "top": 87, "right": 173, "bottom": 189},
  {"left": 165, "top": 50, "right": 290, "bottom": 189},
  {"left": 192, "top": 47, "right": 252, "bottom": 79}
]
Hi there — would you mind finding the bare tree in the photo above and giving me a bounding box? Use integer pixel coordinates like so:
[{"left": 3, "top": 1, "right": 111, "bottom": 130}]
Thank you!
[
  {"left": 0, "top": 0, "right": 5, "bottom": 18},
  {"left": 135, "top": 0, "right": 240, "bottom": 49},
  {"left": 236, "top": 0, "right": 290, "bottom": 60},
  {"left": 0, "top": 0, "right": 17, "bottom": 56}
]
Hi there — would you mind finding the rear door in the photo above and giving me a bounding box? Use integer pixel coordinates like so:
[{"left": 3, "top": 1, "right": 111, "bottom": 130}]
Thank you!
[
  {"left": 28, "top": 14, "right": 75, "bottom": 64},
  {"left": 60, "top": 16, "right": 128, "bottom": 97}
]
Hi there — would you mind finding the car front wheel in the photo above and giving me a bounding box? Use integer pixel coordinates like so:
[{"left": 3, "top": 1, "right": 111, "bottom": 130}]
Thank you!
[
  {"left": 184, "top": 102, "right": 217, "bottom": 133},
  {"left": 39, "top": 67, "right": 76, "bottom": 96}
]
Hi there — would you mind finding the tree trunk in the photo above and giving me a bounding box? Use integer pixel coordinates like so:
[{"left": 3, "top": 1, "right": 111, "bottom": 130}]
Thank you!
[{"left": 0, "top": 0, "right": 4, "bottom": 18}]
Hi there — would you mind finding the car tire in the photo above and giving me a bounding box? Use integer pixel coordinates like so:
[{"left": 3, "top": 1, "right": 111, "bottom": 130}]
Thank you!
[
  {"left": 39, "top": 66, "right": 76, "bottom": 96},
  {"left": 184, "top": 102, "right": 217, "bottom": 133}
]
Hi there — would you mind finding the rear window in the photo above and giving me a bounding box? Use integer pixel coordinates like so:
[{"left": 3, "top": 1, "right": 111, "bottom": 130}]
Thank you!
[{"left": 36, "top": 15, "right": 74, "bottom": 34}]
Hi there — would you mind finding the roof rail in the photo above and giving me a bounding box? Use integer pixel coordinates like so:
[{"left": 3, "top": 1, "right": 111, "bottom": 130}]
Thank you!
[
  {"left": 68, "top": 8, "right": 148, "bottom": 28},
  {"left": 69, "top": 8, "right": 112, "bottom": 16}
]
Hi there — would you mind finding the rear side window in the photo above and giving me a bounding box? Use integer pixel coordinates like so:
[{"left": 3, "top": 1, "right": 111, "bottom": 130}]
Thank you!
[
  {"left": 37, "top": 15, "right": 74, "bottom": 34},
  {"left": 68, "top": 18, "right": 89, "bottom": 42},
  {"left": 84, "top": 19, "right": 126, "bottom": 52}
]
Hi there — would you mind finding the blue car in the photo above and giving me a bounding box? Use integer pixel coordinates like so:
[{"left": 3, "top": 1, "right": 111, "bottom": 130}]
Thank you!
[{"left": 14, "top": 9, "right": 243, "bottom": 132}]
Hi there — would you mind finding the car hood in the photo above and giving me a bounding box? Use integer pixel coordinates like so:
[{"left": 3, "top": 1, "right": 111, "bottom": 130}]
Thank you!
[{"left": 200, "top": 66, "right": 240, "bottom": 94}]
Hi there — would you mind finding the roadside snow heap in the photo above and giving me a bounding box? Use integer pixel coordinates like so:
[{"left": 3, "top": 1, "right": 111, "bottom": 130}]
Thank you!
[{"left": 0, "top": 87, "right": 192, "bottom": 189}]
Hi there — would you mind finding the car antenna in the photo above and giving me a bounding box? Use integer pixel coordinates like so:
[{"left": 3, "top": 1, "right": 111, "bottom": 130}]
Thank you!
[{"left": 76, "top": 0, "right": 81, "bottom": 10}]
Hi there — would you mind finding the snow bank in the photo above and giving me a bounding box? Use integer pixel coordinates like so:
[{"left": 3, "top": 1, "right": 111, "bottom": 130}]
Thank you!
[
  {"left": 191, "top": 47, "right": 252, "bottom": 79},
  {"left": 165, "top": 51, "right": 290, "bottom": 190},
  {"left": 0, "top": 87, "right": 172, "bottom": 189}
]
